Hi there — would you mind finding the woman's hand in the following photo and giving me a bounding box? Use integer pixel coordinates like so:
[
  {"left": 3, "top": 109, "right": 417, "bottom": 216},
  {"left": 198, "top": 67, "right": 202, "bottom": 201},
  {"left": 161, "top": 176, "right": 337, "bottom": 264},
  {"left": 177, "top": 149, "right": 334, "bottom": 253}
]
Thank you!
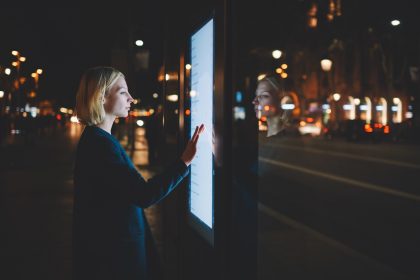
[{"left": 181, "top": 124, "right": 205, "bottom": 166}]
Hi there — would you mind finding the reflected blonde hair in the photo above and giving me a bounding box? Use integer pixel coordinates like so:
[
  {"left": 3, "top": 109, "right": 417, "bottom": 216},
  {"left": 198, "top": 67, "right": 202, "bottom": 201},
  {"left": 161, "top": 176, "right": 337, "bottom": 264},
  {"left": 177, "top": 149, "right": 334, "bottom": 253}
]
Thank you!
[
  {"left": 75, "top": 66, "right": 124, "bottom": 126},
  {"left": 259, "top": 75, "right": 290, "bottom": 131}
]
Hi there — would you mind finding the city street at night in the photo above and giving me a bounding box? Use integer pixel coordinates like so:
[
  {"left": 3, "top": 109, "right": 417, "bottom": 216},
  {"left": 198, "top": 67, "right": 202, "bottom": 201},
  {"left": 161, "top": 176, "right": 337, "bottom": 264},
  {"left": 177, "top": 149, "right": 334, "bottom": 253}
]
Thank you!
[
  {"left": 258, "top": 134, "right": 420, "bottom": 280},
  {"left": 1, "top": 1, "right": 420, "bottom": 279}
]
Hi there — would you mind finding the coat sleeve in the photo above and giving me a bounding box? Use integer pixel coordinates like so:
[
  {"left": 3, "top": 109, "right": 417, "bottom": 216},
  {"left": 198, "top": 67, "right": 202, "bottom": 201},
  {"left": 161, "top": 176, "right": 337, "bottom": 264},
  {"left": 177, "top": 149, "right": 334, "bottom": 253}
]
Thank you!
[{"left": 93, "top": 137, "right": 189, "bottom": 208}]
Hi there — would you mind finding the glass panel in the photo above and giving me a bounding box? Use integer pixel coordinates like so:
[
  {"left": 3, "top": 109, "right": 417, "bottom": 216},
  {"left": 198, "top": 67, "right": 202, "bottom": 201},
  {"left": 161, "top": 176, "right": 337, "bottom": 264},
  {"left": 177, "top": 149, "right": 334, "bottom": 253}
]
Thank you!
[{"left": 233, "top": 1, "right": 420, "bottom": 278}]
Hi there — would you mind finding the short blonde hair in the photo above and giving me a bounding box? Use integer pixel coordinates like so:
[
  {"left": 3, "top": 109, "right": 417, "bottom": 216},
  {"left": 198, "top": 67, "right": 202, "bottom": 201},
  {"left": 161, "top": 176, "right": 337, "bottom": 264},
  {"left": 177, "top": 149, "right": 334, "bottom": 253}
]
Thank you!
[
  {"left": 259, "top": 74, "right": 290, "bottom": 130},
  {"left": 75, "top": 66, "right": 124, "bottom": 126}
]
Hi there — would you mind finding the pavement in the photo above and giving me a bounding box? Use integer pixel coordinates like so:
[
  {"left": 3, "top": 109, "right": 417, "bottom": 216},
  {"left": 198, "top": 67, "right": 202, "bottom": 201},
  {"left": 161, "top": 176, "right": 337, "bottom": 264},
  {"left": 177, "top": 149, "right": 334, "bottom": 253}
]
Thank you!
[{"left": 0, "top": 123, "right": 162, "bottom": 280}]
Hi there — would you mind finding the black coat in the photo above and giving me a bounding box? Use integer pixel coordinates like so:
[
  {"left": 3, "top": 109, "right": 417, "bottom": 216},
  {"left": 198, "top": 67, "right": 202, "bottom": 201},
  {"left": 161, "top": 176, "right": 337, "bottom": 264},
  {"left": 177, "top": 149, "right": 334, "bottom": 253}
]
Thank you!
[{"left": 72, "top": 125, "right": 189, "bottom": 280}]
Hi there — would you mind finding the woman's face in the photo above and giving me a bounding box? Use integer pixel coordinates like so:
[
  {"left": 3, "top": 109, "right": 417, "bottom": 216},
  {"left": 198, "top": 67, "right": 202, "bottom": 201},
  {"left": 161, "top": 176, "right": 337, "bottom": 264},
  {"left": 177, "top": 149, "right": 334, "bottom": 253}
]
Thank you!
[
  {"left": 252, "top": 80, "right": 278, "bottom": 118},
  {"left": 104, "top": 77, "right": 134, "bottom": 118}
]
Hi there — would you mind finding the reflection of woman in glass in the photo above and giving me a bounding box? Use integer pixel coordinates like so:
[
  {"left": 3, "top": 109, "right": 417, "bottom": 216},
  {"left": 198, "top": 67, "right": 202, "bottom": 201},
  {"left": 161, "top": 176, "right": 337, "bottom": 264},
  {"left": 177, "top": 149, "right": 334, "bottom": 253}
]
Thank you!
[{"left": 252, "top": 75, "right": 289, "bottom": 137}]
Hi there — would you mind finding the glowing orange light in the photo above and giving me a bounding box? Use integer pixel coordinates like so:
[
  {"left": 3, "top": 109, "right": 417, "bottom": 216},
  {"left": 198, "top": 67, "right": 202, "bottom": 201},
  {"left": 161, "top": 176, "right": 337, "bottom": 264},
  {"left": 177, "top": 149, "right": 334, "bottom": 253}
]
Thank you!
[
  {"left": 307, "top": 117, "right": 314, "bottom": 122},
  {"left": 308, "top": 17, "right": 318, "bottom": 28},
  {"left": 264, "top": 105, "right": 270, "bottom": 111},
  {"left": 384, "top": 125, "right": 390, "bottom": 134},
  {"left": 364, "top": 124, "right": 373, "bottom": 133},
  {"left": 260, "top": 116, "right": 267, "bottom": 122},
  {"left": 185, "top": 109, "right": 191, "bottom": 116},
  {"left": 56, "top": 114, "right": 62, "bottom": 121}
]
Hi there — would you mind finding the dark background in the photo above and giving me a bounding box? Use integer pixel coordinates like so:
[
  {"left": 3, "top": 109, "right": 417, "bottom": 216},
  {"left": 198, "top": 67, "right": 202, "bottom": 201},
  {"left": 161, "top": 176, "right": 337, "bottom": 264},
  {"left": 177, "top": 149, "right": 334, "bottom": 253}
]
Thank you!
[{"left": 0, "top": 2, "right": 164, "bottom": 107}]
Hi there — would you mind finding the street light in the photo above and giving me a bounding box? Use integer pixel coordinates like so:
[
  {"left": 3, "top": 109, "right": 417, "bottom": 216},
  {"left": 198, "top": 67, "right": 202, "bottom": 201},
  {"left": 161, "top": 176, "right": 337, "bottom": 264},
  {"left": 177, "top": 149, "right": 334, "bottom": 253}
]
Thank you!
[
  {"left": 8, "top": 50, "right": 26, "bottom": 110},
  {"left": 135, "top": 40, "right": 144, "bottom": 46},
  {"left": 391, "top": 19, "right": 400, "bottom": 26},
  {"left": 31, "top": 69, "right": 42, "bottom": 89},
  {"left": 10, "top": 51, "right": 26, "bottom": 73},
  {"left": 272, "top": 50, "right": 282, "bottom": 59},
  {"left": 257, "top": 74, "right": 266, "bottom": 81},
  {"left": 333, "top": 93, "right": 341, "bottom": 101},
  {"left": 320, "top": 59, "right": 333, "bottom": 72},
  {"left": 320, "top": 58, "right": 334, "bottom": 121},
  {"left": 167, "top": 94, "right": 179, "bottom": 102},
  {"left": 5, "top": 68, "right": 11, "bottom": 75},
  {"left": 0, "top": 91, "right": 4, "bottom": 98}
]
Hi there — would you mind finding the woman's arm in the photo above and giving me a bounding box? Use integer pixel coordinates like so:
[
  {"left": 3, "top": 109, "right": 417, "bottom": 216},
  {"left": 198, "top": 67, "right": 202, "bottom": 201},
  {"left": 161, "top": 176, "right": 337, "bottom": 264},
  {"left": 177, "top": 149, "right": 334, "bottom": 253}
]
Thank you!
[
  {"left": 94, "top": 138, "right": 189, "bottom": 208},
  {"left": 90, "top": 124, "right": 203, "bottom": 208}
]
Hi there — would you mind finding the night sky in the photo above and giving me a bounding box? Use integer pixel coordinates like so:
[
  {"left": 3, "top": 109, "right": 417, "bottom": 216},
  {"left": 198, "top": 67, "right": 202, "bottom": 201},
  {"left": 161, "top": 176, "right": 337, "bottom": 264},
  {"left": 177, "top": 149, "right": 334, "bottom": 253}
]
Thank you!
[
  {"left": 1, "top": 3, "right": 164, "bottom": 108},
  {"left": 1, "top": 1, "right": 417, "bottom": 108}
]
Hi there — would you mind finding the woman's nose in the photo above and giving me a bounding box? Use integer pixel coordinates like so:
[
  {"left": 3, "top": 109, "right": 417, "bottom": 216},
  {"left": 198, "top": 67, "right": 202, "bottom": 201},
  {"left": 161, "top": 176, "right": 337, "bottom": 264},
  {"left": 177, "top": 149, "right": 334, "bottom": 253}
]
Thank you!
[{"left": 128, "top": 94, "right": 134, "bottom": 103}]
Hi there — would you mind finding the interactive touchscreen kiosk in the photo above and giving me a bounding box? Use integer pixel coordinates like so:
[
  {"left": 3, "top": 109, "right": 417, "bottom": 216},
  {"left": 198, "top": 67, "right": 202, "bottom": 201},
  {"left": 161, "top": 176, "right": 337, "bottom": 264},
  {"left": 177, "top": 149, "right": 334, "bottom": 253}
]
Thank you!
[{"left": 188, "top": 18, "right": 214, "bottom": 244}]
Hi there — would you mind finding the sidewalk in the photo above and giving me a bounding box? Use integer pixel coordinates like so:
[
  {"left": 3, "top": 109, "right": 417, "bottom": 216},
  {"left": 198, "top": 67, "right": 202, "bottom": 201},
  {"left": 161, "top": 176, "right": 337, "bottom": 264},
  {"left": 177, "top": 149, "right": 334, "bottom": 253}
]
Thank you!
[
  {"left": 0, "top": 124, "right": 163, "bottom": 280},
  {"left": 0, "top": 128, "right": 76, "bottom": 280}
]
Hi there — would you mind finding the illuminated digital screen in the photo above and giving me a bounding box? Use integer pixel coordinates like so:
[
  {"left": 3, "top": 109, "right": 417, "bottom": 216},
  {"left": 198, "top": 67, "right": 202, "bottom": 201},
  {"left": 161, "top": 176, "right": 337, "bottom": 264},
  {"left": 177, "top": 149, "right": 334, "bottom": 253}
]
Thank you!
[{"left": 189, "top": 18, "right": 214, "bottom": 231}]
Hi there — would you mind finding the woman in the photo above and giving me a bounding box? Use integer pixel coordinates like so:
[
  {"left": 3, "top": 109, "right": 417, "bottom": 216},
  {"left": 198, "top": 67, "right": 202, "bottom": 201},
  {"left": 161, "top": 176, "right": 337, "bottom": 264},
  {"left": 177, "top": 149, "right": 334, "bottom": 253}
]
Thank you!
[
  {"left": 252, "top": 75, "right": 289, "bottom": 137},
  {"left": 72, "top": 66, "right": 204, "bottom": 279}
]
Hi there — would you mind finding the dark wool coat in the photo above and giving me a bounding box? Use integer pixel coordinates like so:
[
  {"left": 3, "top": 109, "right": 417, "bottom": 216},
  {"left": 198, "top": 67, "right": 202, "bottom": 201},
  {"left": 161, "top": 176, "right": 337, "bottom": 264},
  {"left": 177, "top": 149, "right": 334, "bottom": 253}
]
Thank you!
[{"left": 73, "top": 125, "right": 188, "bottom": 279}]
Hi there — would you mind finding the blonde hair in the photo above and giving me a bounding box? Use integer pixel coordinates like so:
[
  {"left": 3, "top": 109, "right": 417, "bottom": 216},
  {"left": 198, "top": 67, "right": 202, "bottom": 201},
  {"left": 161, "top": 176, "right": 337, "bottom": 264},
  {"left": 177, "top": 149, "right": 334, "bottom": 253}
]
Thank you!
[
  {"left": 259, "top": 75, "right": 290, "bottom": 131},
  {"left": 75, "top": 66, "right": 124, "bottom": 126}
]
